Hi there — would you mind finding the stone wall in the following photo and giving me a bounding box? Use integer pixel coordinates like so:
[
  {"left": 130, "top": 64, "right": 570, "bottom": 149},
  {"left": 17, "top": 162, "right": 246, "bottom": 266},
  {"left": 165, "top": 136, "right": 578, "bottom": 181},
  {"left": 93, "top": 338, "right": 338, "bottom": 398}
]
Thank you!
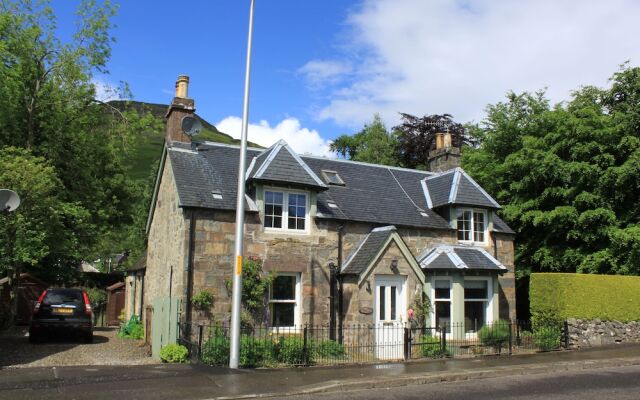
[
  {"left": 494, "top": 232, "right": 516, "bottom": 320},
  {"left": 189, "top": 210, "right": 459, "bottom": 327},
  {"left": 567, "top": 318, "right": 640, "bottom": 348},
  {"left": 144, "top": 156, "right": 189, "bottom": 321}
]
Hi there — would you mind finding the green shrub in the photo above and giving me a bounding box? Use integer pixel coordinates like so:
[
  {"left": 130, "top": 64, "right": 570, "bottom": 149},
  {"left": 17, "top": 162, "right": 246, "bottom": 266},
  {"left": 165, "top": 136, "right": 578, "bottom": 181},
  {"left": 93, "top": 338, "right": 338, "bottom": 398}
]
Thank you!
[
  {"left": 117, "top": 316, "right": 144, "bottom": 339},
  {"left": 420, "top": 337, "right": 447, "bottom": 358},
  {"left": 478, "top": 321, "right": 511, "bottom": 353},
  {"left": 312, "top": 340, "right": 345, "bottom": 359},
  {"left": 160, "top": 343, "right": 189, "bottom": 363},
  {"left": 191, "top": 291, "right": 214, "bottom": 310},
  {"left": 534, "top": 326, "right": 561, "bottom": 352},
  {"left": 530, "top": 273, "right": 640, "bottom": 322},
  {"left": 240, "top": 336, "right": 276, "bottom": 367},
  {"left": 201, "top": 335, "right": 230, "bottom": 365},
  {"left": 276, "top": 336, "right": 309, "bottom": 365},
  {"left": 84, "top": 287, "right": 107, "bottom": 306}
]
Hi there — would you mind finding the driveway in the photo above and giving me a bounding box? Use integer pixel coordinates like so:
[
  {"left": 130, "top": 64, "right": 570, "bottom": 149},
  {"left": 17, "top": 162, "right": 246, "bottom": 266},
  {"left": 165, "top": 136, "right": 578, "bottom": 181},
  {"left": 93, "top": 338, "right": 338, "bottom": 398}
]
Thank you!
[{"left": 0, "top": 327, "right": 157, "bottom": 369}]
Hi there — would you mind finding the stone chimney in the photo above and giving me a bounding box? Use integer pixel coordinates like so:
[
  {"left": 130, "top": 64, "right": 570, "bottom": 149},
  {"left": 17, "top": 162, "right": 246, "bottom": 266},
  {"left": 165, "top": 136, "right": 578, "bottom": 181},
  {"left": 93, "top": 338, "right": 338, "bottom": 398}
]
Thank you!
[
  {"left": 428, "top": 129, "right": 460, "bottom": 172},
  {"left": 165, "top": 75, "right": 194, "bottom": 144}
]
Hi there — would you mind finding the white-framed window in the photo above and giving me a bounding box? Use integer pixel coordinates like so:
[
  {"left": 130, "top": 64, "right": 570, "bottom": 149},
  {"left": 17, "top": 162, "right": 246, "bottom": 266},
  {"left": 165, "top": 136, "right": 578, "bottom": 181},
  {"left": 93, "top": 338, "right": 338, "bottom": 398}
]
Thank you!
[
  {"left": 264, "top": 189, "right": 309, "bottom": 233},
  {"left": 456, "top": 209, "right": 487, "bottom": 243},
  {"left": 269, "top": 273, "right": 301, "bottom": 327},
  {"left": 432, "top": 278, "right": 451, "bottom": 331},
  {"left": 463, "top": 277, "right": 492, "bottom": 333}
]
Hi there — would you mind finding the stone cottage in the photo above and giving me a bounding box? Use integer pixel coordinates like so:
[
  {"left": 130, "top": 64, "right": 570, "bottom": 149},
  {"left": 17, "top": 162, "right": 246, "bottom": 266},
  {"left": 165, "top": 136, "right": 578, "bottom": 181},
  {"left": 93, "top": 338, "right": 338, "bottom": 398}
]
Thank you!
[{"left": 138, "top": 76, "right": 516, "bottom": 351}]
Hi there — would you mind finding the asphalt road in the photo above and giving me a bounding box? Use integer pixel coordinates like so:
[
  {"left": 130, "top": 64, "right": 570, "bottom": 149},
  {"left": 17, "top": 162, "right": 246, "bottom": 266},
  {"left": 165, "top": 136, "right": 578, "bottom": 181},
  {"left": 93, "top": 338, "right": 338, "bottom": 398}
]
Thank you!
[{"left": 288, "top": 364, "right": 640, "bottom": 400}]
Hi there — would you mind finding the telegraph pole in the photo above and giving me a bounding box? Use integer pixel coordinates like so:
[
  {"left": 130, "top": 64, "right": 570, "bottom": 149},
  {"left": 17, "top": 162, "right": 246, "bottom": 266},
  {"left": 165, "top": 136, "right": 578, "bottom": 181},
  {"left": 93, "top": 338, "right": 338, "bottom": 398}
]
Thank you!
[{"left": 229, "top": 0, "right": 255, "bottom": 369}]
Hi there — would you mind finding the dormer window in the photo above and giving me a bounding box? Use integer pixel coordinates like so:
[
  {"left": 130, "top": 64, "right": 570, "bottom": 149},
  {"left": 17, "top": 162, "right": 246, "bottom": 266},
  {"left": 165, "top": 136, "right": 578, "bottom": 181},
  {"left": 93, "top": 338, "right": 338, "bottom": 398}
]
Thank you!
[
  {"left": 264, "top": 189, "right": 308, "bottom": 232},
  {"left": 321, "top": 170, "right": 345, "bottom": 186},
  {"left": 457, "top": 208, "right": 486, "bottom": 243}
]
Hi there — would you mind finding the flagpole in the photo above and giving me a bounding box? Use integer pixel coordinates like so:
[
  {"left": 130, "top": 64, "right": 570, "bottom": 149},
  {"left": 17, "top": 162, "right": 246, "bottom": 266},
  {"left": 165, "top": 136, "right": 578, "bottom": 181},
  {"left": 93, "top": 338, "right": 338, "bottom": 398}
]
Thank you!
[{"left": 230, "top": 0, "right": 255, "bottom": 369}]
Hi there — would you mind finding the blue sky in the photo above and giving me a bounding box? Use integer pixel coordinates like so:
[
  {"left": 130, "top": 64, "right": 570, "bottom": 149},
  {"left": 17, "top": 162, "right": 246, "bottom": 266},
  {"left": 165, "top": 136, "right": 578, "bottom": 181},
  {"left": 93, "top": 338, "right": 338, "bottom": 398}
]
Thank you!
[{"left": 52, "top": 0, "right": 640, "bottom": 156}]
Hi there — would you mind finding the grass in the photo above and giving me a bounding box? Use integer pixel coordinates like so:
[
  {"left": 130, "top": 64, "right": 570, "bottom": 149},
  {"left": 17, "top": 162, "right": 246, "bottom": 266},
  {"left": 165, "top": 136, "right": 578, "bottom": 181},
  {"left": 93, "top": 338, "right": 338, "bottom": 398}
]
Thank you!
[{"left": 108, "top": 100, "right": 262, "bottom": 181}]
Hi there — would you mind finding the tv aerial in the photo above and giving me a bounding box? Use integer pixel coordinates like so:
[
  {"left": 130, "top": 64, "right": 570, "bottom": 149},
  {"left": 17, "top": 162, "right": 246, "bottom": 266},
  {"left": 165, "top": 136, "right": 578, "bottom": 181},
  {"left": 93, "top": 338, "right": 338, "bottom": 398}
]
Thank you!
[
  {"left": 0, "top": 189, "right": 20, "bottom": 212},
  {"left": 181, "top": 115, "right": 202, "bottom": 137}
]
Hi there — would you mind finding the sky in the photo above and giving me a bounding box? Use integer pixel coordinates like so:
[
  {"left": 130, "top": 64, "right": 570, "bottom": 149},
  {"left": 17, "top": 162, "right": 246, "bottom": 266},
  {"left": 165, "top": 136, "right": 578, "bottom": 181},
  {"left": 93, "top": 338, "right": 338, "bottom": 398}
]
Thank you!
[{"left": 52, "top": 0, "right": 640, "bottom": 157}]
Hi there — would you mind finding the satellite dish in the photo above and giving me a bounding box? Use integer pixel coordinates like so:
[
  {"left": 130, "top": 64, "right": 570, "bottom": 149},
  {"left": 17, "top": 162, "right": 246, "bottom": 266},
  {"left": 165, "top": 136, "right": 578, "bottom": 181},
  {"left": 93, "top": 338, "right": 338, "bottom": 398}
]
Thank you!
[
  {"left": 181, "top": 116, "right": 202, "bottom": 137},
  {"left": 0, "top": 189, "right": 20, "bottom": 212}
]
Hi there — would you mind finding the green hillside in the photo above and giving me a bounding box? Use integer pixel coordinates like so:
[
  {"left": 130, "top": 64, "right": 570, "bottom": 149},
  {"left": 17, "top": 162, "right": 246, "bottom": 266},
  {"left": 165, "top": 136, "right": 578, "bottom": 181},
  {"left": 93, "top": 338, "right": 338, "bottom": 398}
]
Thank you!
[{"left": 108, "top": 100, "right": 260, "bottom": 181}]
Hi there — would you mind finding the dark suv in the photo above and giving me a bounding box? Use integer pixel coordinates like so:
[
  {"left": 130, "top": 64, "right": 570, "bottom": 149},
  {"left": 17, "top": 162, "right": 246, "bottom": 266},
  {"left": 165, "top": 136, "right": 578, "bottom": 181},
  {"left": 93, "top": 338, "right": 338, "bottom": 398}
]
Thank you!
[{"left": 29, "top": 288, "right": 93, "bottom": 343}]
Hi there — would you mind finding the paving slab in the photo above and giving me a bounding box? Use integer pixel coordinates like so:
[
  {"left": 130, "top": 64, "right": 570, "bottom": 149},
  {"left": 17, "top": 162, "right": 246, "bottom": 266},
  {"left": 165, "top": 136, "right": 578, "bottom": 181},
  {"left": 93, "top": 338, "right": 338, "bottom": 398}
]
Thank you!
[{"left": 2, "top": 344, "right": 640, "bottom": 400}]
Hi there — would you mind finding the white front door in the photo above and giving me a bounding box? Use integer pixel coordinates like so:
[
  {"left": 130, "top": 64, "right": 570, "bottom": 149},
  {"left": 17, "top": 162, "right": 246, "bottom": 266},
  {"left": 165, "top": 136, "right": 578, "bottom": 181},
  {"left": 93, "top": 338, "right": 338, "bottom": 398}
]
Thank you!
[{"left": 374, "top": 275, "right": 406, "bottom": 360}]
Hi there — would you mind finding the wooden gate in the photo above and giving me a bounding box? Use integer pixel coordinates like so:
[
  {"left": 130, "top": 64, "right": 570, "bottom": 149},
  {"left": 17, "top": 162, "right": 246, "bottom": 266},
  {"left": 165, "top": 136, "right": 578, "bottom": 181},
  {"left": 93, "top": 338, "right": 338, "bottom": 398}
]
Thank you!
[
  {"left": 106, "top": 282, "right": 126, "bottom": 325},
  {"left": 151, "top": 297, "right": 180, "bottom": 359}
]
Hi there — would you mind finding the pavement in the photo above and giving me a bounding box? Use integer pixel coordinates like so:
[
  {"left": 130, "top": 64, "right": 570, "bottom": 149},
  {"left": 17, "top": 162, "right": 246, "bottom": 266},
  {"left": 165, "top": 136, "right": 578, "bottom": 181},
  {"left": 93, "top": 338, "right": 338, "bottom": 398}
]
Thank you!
[{"left": 2, "top": 344, "right": 640, "bottom": 400}]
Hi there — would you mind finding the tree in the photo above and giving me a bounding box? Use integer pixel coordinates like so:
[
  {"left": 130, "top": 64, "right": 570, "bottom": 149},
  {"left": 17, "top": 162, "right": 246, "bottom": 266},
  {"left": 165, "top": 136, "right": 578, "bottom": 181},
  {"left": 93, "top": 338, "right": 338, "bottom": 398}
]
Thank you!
[
  {"left": 394, "top": 113, "right": 476, "bottom": 170},
  {"left": 330, "top": 114, "right": 399, "bottom": 165},
  {"left": 0, "top": 0, "right": 147, "bottom": 278},
  {"left": 463, "top": 65, "right": 640, "bottom": 277},
  {"left": 0, "top": 147, "right": 91, "bottom": 318}
]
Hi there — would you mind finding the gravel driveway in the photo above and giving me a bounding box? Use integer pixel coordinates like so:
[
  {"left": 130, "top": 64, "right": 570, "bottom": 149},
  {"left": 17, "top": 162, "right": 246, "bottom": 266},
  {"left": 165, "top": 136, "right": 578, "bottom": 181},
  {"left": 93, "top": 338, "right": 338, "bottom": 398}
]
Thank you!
[{"left": 0, "top": 327, "right": 158, "bottom": 369}]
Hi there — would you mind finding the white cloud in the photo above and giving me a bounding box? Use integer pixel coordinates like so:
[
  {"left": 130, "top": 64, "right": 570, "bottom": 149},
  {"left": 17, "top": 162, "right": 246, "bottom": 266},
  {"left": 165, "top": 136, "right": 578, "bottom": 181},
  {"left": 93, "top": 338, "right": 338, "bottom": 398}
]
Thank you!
[
  {"left": 298, "top": 60, "right": 353, "bottom": 89},
  {"left": 216, "top": 116, "right": 333, "bottom": 157},
  {"left": 91, "top": 78, "right": 122, "bottom": 102},
  {"left": 309, "top": 0, "right": 640, "bottom": 128}
]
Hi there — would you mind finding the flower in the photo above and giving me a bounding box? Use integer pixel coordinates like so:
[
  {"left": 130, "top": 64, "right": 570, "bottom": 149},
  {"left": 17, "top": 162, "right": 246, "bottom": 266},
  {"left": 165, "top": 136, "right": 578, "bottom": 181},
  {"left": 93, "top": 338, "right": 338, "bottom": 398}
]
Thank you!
[{"left": 408, "top": 308, "right": 415, "bottom": 320}]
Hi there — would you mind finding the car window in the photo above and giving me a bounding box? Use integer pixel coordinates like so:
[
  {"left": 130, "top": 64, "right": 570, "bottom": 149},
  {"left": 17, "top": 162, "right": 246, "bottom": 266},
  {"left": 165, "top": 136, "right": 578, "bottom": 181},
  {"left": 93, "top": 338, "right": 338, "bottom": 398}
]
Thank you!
[{"left": 43, "top": 290, "right": 83, "bottom": 306}]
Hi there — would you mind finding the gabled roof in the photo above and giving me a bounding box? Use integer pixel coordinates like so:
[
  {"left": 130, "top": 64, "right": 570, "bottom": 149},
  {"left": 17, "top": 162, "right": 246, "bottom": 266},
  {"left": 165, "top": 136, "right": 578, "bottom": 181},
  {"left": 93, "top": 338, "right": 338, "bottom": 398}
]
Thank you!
[
  {"left": 422, "top": 168, "right": 500, "bottom": 209},
  {"left": 418, "top": 245, "right": 507, "bottom": 273},
  {"left": 342, "top": 226, "right": 396, "bottom": 275},
  {"left": 161, "top": 141, "right": 453, "bottom": 230},
  {"left": 247, "top": 140, "right": 327, "bottom": 190},
  {"left": 342, "top": 226, "right": 425, "bottom": 285}
]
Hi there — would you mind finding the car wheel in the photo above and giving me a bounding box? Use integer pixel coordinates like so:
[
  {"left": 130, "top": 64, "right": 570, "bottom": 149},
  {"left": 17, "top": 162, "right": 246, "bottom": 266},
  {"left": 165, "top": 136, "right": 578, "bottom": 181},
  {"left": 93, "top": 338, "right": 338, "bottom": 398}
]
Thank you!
[{"left": 28, "top": 331, "right": 39, "bottom": 344}]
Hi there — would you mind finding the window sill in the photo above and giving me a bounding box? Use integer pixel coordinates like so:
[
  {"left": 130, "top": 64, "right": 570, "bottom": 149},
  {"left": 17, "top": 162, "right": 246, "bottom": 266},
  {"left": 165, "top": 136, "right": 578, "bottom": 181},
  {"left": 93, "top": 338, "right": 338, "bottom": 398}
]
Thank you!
[{"left": 263, "top": 228, "right": 310, "bottom": 235}]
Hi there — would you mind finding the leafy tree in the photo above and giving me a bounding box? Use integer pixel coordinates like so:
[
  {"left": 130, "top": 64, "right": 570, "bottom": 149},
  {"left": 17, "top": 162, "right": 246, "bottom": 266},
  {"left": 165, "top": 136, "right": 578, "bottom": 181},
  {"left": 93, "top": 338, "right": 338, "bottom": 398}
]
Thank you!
[
  {"left": 0, "top": 0, "right": 151, "bottom": 278},
  {"left": 463, "top": 64, "right": 640, "bottom": 277},
  {"left": 330, "top": 114, "right": 399, "bottom": 165},
  {"left": 394, "top": 113, "right": 475, "bottom": 169}
]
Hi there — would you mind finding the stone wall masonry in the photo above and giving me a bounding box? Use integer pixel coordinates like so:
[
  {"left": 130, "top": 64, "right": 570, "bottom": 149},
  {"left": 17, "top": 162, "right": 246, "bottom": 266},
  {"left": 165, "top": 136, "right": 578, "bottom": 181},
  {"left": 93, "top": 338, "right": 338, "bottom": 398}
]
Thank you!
[
  {"left": 144, "top": 157, "right": 189, "bottom": 321},
  {"left": 189, "top": 211, "right": 462, "bottom": 327},
  {"left": 567, "top": 318, "right": 640, "bottom": 348},
  {"left": 494, "top": 233, "right": 516, "bottom": 320}
]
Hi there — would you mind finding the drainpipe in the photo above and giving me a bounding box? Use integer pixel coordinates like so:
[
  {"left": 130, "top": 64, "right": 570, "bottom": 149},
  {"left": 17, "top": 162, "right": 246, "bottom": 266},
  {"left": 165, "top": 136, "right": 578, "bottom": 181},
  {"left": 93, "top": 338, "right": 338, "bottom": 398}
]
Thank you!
[
  {"left": 184, "top": 210, "right": 196, "bottom": 339},
  {"left": 491, "top": 231, "right": 498, "bottom": 259},
  {"left": 337, "top": 225, "right": 344, "bottom": 344}
]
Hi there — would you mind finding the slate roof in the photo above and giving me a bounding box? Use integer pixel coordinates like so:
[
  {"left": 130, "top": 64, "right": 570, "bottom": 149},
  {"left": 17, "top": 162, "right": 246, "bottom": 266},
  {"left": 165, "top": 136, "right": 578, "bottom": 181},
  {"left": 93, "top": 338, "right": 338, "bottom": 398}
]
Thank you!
[
  {"left": 493, "top": 215, "right": 515, "bottom": 235},
  {"left": 418, "top": 245, "right": 507, "bottom": 272},
  {"left": 247, "top": 140, "right": 326, "bottom": 189},
  {"left": 341, "top": 226, "right": 396, "bottom": 275},
  {"left": 423, "top": 168, "right": 500, "bottom": 209},
  {"left": 168, "top": 141, "right": 454, "bottom": 230}
]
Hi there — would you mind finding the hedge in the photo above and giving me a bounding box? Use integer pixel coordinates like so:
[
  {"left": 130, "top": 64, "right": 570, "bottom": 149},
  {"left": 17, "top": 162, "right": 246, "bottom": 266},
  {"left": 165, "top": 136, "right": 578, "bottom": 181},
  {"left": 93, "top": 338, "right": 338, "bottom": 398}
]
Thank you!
[{"left": 530, "top": 273, "right": 640, "bottom": 322}]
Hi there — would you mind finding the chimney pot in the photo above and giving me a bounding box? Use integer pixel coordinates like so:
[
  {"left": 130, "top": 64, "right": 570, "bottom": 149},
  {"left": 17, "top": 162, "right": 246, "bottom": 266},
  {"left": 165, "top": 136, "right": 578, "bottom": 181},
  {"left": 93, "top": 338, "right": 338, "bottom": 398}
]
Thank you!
[
  {"left": 175, "top": 75, "right": 189, "bottom": 98},
  {"left": 443, "top": 132, "right": 452, "bottom": 149},
  {"left": 435, "top": 132, "right": 445, "bottom": 149}
]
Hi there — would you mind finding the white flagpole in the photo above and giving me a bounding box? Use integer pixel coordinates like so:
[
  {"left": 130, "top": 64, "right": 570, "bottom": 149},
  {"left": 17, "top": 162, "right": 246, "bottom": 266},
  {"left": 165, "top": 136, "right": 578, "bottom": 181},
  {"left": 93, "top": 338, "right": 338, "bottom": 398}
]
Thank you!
[{"left": 230, "top": 0, "right": 255, "bottom": 369}]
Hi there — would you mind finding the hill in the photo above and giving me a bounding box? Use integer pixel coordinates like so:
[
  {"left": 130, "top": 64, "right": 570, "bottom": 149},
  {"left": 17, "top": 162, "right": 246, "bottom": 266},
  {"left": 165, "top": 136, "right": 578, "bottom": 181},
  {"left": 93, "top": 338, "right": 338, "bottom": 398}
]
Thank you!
[{"left": 107, "top": 100, "right": 259, "bottom": 181}]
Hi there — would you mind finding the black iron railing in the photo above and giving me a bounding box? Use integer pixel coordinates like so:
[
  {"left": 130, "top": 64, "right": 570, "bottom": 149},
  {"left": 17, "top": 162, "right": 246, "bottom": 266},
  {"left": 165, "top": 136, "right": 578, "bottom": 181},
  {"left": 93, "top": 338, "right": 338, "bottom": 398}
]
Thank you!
[{"left": 178, "top": 320, "right": 566, "bottom": 368}]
